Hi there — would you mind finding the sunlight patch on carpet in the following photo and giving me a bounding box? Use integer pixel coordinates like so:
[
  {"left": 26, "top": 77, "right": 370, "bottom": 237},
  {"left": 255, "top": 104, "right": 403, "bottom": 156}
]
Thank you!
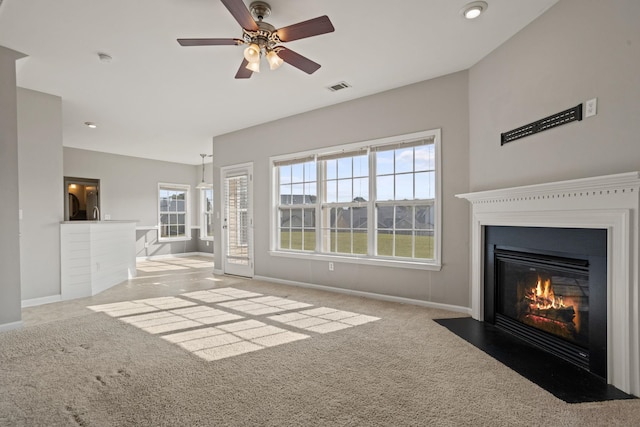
[
  {"left": 162, "top": 320, "right": 309, "bottom": 361},
  {"left": 88, "top": 287, "right": 380, "bottom": 361},
  {"left": 270, "top": 307, "right": 380, "bottom": 333},
  {"left": 181, "top": 288, "right": 262, "bottom": 303}
]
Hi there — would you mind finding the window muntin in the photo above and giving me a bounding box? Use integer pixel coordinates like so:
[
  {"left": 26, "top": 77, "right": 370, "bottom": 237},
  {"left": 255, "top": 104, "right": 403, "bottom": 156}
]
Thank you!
[
  {"left": 277, "top": 159, "right": 317, "bottom": 251},
  {"left": 374, "top": 142, "right": 435, "bottom": 259},
  {"left": 158, "top": 184, "right": 190, "bottom": 241},
  {"left": 375, "top": 202, "right": 434, "bottom": 259},
  {"left": 200, "top": 187, "right": 214, "bottom": 240},
  {"left": 272, "top": 130, "right": 440, "bottom": 265},
  {"left": 320, "top": 151, "right": 369, "bottom": 255}
]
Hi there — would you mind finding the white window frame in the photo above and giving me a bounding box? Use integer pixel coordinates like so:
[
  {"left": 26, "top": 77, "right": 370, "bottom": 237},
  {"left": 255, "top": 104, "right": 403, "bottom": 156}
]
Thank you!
[
  {"left": 269, "top": 129, "right": 442, "bottom": 271},
  {"left": 199, "top": 186, "right": 214, "bottom": 241},
  {"left": 158, "top": 183, "right": 192, "bottom": 242}
]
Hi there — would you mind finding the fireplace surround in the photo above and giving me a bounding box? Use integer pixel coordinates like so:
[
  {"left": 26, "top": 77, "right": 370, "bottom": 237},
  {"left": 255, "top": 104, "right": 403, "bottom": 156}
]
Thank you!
[
  {"left": 457, "top": 172, "right": 640, "bottom": 396},
  {"left": 484, "top": 226, "right": 607, "bottom": 378}
]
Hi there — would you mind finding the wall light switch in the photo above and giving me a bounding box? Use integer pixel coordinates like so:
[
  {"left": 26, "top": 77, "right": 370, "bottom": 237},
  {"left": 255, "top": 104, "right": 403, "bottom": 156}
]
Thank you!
[
  {"left": 18, "top": 209, "right": 23, "bottom": 220},
  {"left": 585, "top": 98, "right": 597, "bottom": 118}
]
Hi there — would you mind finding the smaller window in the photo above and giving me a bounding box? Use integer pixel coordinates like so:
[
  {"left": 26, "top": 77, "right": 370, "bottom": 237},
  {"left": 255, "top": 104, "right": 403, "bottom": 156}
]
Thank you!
[
  {"left": 200, "top": 187, "right": 214, "bottom": 240},
  {"left": 158, "top": 183, "right": 191, "bottom": 241}
]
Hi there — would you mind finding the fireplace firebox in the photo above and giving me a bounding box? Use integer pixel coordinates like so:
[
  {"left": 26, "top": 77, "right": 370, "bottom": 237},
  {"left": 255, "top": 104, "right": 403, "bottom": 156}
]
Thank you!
[{"left": 485, "top": 226, "right": 607, "bottom": 379}]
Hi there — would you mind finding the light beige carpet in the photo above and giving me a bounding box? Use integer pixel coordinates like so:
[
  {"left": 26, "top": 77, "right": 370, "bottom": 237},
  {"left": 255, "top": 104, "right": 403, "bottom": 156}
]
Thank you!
[{"left": 1, "top": 280, "right": 639, "bottom": 426}]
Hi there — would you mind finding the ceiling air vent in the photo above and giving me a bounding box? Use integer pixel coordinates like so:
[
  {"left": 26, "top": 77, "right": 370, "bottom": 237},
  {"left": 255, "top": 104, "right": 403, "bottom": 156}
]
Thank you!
[{"left": 327, "top": 81, "right": 351, "bottom": 92}]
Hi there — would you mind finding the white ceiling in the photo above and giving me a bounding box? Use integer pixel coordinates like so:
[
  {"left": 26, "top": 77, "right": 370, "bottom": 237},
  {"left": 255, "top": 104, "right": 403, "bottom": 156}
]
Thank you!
[{"left": 0, "top": 0, "right": 558, "bottom": 165}]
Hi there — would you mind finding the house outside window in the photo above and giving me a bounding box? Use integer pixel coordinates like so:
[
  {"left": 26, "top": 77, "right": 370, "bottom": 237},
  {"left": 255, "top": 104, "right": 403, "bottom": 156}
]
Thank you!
[
  {"left": 158, "top": 183, "right": 191, "bottom": 241},
  {"left": 200, "top": 187, "right": 214, "bottom": 240},
  {"left": 271, "top": 130, "right": 441, "bottom": 269}
]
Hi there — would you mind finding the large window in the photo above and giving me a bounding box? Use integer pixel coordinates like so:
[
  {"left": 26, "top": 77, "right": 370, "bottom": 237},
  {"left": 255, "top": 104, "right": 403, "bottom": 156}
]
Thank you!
[
  {"left": 272, "top": 130, "right": 441, "bottom": 268},
  {"left": 200, "top": 187, "right": 214, "bottom": 240},
  {"left": 158, "top": 183, "right": 191, "bottom": 241}
]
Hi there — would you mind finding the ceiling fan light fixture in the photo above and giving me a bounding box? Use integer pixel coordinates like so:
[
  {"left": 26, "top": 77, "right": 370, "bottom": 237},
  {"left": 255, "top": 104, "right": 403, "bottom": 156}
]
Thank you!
[
  {"left": 266, "top": 50, "right": 283, "bottom": 70},
  {"left": 246, "top": 60, "right": 260, "bottom": 73},
  {"left": 243, "top": 43, "right": 261, "bottom": 63},
  {"left": 461, "top": 1, "right": 488, "bottom": 19}
]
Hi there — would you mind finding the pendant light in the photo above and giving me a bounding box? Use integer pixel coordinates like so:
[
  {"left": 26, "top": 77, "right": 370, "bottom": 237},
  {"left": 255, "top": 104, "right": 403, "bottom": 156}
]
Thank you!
[{"left": 196, "top": 153, "right": 210, "bottom": 189}]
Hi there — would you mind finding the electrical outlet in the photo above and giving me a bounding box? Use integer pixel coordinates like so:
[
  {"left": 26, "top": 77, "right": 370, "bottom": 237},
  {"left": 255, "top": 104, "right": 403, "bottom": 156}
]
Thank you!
[
  {"left": 329, "top": 262, "right": 334, "bottom": 271},
  {"left": 585, "top": 98, "right": 597, "bottom": 118},
  {"left": 104, "top": 214, "right": 111, "bottom": 220}
]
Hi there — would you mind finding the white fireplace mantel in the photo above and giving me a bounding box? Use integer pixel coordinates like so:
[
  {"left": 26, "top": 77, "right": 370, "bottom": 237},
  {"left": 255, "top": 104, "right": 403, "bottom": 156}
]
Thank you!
[{"left": 456, "top": 172, "right": 640, "bottom": 396}]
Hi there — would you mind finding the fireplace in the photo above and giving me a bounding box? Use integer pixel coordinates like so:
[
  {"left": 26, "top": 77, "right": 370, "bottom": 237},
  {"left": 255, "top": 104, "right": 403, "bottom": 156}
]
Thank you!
[
  {"left": 456, "top": 172, "right": 640, "bottom": 396},
  {"left": 484, "top": 226, "right": 607, "bottom": 378}
]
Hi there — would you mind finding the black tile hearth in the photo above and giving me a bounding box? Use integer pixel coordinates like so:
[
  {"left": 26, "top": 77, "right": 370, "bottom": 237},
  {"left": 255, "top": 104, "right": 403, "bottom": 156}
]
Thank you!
[{"left": 435, "top": 317, "right": 635, "bottom": 403}]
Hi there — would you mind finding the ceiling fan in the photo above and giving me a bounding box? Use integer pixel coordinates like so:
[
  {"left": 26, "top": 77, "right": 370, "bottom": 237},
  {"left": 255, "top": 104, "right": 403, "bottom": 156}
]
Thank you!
[{"left": 177, "top": 0, "right": 335, "bottom": 79}]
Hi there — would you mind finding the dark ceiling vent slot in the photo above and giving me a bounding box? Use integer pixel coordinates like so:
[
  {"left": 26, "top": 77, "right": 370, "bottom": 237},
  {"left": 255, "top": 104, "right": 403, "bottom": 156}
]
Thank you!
[{"left": 327, "top": 82, "right": 351, "bottom": 92}]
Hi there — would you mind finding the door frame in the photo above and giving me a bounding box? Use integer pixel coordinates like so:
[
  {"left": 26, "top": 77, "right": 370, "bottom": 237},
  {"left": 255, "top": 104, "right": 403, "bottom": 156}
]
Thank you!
[{"left": 220, "top": 162, "right": 254, "bottom": 277}]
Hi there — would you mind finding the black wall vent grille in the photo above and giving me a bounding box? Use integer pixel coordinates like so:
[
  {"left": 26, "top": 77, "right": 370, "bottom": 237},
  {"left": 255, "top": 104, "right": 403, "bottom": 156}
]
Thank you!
[{"left": 501, "top": 104, "right": 582, "bottom": 145}]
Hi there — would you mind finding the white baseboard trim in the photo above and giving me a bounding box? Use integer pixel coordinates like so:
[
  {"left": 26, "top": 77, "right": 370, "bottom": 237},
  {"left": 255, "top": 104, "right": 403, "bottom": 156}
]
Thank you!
[
  {"left": 253, "top": 275, "right": 472, "bottom": 316},
  {"left": 0, "top": 320, "right": 24, "bottom": 332},
  {"left": 213, "top": 268, "right": 224, "bottom": 275},
  {"left": 137, "top": 252, "right": 214, "bottom": 262},
  {"left": 22, "top": 295, "right": 62, "bottom": 308}
]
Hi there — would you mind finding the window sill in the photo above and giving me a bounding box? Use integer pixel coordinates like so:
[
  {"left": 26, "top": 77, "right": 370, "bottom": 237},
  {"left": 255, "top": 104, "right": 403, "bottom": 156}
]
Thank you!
[
  {"left": 158, "top": 237, "right": 192, "bottom": 243},
  {"left": 268, "top": 250, "right": 442, "bottom": 271}
]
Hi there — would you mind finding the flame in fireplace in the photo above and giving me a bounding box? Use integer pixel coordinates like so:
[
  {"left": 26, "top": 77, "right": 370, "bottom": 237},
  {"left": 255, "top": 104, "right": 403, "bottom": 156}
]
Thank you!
[
  {"left": 532, "top": 277, "right": 565, "bottom": 309},
  {"left": 524, "top": 276, "right": 578, "bottom": 331}
]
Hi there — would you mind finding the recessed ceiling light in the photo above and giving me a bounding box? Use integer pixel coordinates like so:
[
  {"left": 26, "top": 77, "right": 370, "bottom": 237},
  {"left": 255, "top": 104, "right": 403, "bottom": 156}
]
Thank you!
[
  {"left": 461, "top": 1, "right": 488, "bottom": 19},
  {"left": 84, "top": 122, "right": 97, "bottom": 128}
]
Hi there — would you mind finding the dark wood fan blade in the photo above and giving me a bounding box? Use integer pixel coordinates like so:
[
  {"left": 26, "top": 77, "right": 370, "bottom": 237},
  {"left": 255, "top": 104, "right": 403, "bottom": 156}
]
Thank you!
[
  {"left": 177, "top": 38, "right": 243, "bottom": 46},
  {"left": 235, "top": 58, "right": 253, "bottom": 79},
  {"left": 276, "top": 16, "right": 334, "bottom": 42},
  {"left": 277, "top": 48, "right": 321, "bottom": 74},
  {"left": 220, "top": 0, "right": 258, "bottom": 31}
]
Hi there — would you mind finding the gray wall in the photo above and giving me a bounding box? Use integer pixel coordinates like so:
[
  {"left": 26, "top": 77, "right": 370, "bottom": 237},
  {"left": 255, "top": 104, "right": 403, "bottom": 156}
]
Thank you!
[
  {"left": 17, "top": 88, "right": 63, "bottom": 301},
  {"left": 0, "top": 46, "right": 24, "bottom": 328},
  {"left": 64, "top": 147, "right": 209, "bottom": 258},
  {"left": 469, "top": 0, "right": 640, "bottom": 191},
  {"left": 213, "top": 71, "right": 470, "bottom": 308}
]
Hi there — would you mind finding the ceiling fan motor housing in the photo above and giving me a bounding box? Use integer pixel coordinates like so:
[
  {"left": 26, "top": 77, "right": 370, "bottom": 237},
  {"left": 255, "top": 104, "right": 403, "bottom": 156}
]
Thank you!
[{"left": 244, "top": 20, "right": 279, "bottom": 52}]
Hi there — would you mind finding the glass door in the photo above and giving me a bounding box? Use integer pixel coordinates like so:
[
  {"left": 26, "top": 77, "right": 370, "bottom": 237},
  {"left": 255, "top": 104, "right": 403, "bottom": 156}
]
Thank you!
[{"left": 222, "top": 164, "right": 253, "bottom": 277}]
